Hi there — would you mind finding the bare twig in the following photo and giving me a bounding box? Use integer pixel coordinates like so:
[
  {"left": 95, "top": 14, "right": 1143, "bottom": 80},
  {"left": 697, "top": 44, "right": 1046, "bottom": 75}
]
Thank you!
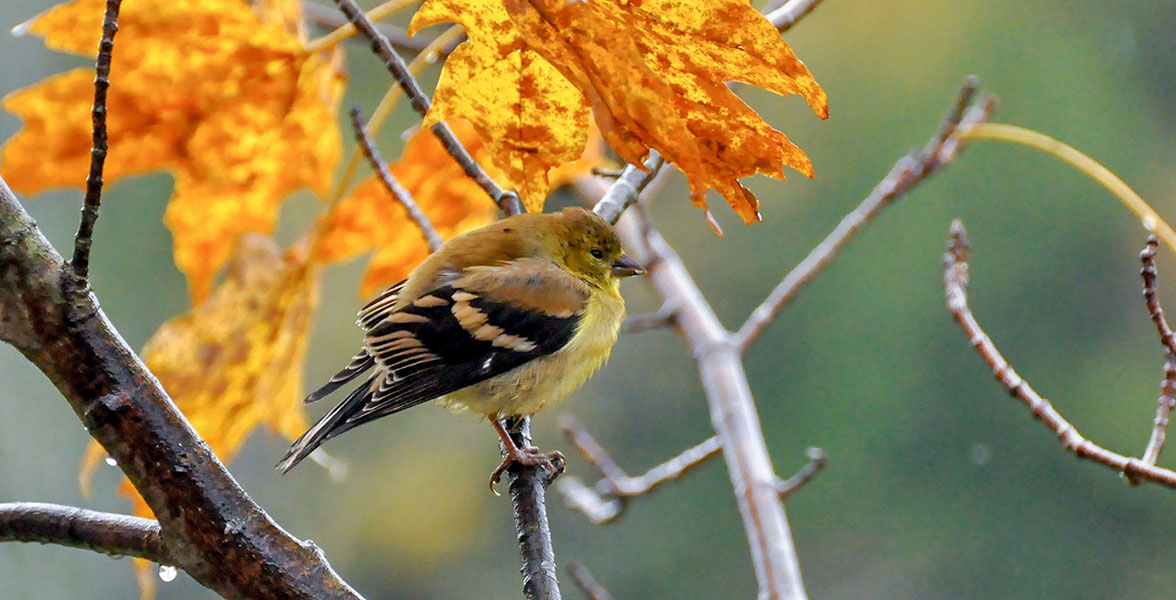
[
  {"left": 567, "top": 562, "right": 614, "bottom": 600},
  {"left": 0, "top": 176, "right": 363, "bottom": 599},
  {"left": 332, "top": 0, "right": 522, "bottom": 215},
  {"left": 0, "top": 502, "right": 168, "bottom": 563},
  {"left": 303, "top": 2, "right": 431, "bottom": 52},
  {"left": 502, "top": 416, "right": 563, "bottom": 600},
  {"left": 349, "top": 107, "right": 443, "bottom": 252},
  {"left": 1140, "top": 235, "right": 1176, "bottom": 355},
  {"left": 69, "top": 0, "right": 121, "bottom": 288},
  {"left": 764, "top": 0, "right": 825, "bottom": 32},
  {"left": 592, "top": 151, "right": 664, "bottom": 225},
  {"left": 735, "top": 77, "right": 995, "bottom": 351},
  {"left": 556, "top": 418, "right": 721, "bottom": 524},
  {"left": 1138, "top": 236, "right": 1176, "bottom": 470},
  {"left": 621, "top": 301, "right": 678, "bottom": 334},
  {"left": 944, "top": 219, "right": 1176, "bottom": 489},
  {"left": 775, "top": 447, "right": 827, "bottom": 501}
]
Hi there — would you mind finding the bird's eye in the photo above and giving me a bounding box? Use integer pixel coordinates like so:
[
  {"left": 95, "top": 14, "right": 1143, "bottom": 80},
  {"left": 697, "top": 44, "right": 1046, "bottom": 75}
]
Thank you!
[{"left": 590, "top": 249, "right": 604, "bottom": 260}]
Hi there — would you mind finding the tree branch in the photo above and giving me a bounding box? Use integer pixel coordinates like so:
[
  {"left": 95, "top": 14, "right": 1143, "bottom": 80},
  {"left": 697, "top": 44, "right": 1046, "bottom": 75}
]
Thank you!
[
  {"left": 1137, "top": 236, "right": 1176, "bottom": 472},
  {"left": 734, "top": 77, "right": 995, "bottom": 351},
  {"left": 502, "top": 417, "right": 563, "bottom": 600},
  {"left": 775, "top": 447, "right": 827, "bottom": 501},
  {"left": 0, "top": 176, "right": 362, "bottom": 599},
  {"left": 68, "top": 0, "right": 120, "bottom": 289},
  {"left": 303, "top": 2, "right": 431, "bottom": 52},
  {"left": 567, "top": 562, "right": 614, "bottom": 600},
  {"left": 591, "top": 152, "right": 664, "bottom": 225},
  {"left": 349, "top": 107, "right": 443, "bottom": 252},
  {"left": 0, "top": 502, "right": 168, "bottom": 563},
  {"left": 331, "top": 0, "right": 522, "bottom": 215},
  {"left": 943, "top": 219, "right": 1176, "bottom": 489},
  {"left": 556, "top": 416, "right": 721, "bottom": 524},
  {"left": 764, "top": 0, "right": 825, "bottom": 32}
]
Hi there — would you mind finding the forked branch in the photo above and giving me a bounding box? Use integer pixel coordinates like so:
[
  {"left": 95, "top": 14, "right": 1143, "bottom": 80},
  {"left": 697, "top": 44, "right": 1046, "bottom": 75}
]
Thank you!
[{"left": 944, "top": 220, "right": 1176, "bottom": 489}]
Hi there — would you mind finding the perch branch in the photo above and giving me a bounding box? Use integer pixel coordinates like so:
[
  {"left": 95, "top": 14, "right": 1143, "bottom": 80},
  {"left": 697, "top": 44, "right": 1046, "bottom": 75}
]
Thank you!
[
  {"left": 349, "top": 107, "right": 443, "bottom": 252},
  {"left": 568, "top": 562, "right": 614, "bottom": 600},
  {"left": 943, "top": 219, "right": 1176, "bottom": 489},
  {"left": 775, "top": 447, "right": 827, "bottom": 501},
  {"left": 332, "top": 0, "right": 521, "bottom": 215},
  {"left": 0, "top": 502, "right": 167, "bottom": 563},
  {"left": 0, "top": 176, "right": 362, "bottom": 599},
  {"left": 502, "top": 417, "right": 563, "bottom": 600},
  {"left": 764, "top": 0, "right": 825, "bottom": 32},
  {"left": 735, "top": 77, "right": 995, "bottom": 351},
  {"left": 1138, "top": 236, "right": 1176, "bottom": 469},
  {"left": 69, "top": 0, "right": 121, "bottom": 288}
]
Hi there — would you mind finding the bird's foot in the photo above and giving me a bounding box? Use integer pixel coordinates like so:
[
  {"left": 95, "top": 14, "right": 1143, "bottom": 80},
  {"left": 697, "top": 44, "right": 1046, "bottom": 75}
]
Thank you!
[{"left": 488, "top": 446, "right": 566, "bottom": 493}]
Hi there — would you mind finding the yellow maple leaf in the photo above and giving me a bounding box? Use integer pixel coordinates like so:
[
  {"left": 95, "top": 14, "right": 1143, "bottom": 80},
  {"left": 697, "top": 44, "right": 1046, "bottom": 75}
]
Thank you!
[
  {"left": 411, "top": 0, "right": 826, "bottom": 224},
  {"left": 317, "top": 120, "right": 603, "bottom": 297},
  {"left": 80, "top": 232, "right": 320, "bottom": 598},
  {"left": 1, "top": 0, "right": 344, "bottom": 301}
]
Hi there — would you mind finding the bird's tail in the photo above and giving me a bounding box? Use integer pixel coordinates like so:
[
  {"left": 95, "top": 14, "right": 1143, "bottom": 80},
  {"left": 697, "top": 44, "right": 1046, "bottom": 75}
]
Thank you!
[
  {"left": 277, "top": 350, "right": 379, "bottom": 473},
  {"left": 303, "top": 350, "right": 375, "bottom": 404}
]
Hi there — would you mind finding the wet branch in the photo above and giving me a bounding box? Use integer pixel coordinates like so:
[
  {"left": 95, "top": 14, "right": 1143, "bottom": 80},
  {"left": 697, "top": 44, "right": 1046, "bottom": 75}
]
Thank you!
[
  {"left": 349, "top": 107, "right": 443, "bottom": 252},
  {"left": 0, "top": 502, "right": 168, "bottom": 563},
  {"left": 556, "top": 416, "right": 722, "bottom": 524},
  {"left": 502, "top": 417, "right": 563, "bottom": 600},
  {"left": 735, "top": 77, "right": 995, "bottom": 351},
  {"left": 944, "top": 220, "right": 1176, "bottom": 489},
  {"left": 331, "top": 0, "right": 522, "bottom": 216}
]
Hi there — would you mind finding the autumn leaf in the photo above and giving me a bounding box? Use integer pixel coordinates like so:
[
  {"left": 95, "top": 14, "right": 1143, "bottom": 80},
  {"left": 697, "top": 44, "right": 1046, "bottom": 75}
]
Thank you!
[
  {"left": 410, "top": 0, "right": 826, "bottom": 225},
  {"left": 80, "top": 233, "right": 320, "bottom": 598},
  {"left": 1, "top": 0, "right": 344, "bottom": 301},
  {"left": 317, "top": 120, "right": 604, "bottom": 297}
]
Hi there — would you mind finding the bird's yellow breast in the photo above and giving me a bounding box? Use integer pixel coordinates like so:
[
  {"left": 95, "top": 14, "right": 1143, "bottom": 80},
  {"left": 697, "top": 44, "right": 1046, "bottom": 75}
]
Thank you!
[{"left": 442, "top": 284, "right": 625, "bottom": 417}]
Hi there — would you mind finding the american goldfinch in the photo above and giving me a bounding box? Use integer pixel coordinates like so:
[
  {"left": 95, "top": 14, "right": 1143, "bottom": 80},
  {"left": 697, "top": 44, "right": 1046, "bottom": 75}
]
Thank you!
[{"left": 277, "top": 207, "right": 644, "bottom": 489}]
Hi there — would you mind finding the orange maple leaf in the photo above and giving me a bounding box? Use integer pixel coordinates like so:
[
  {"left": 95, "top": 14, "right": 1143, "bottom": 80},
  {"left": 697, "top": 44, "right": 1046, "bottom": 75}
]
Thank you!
[
  {"left": 317, "top": 120, "right": 604, "bottom": 297},
  {"left": 1, "top": 0, "right": 344, "bottom": 301},
  {"left": 80, "top": 232, "right": 320, "bottom": 598},
  {"left": 410, "top": 0, "right": 826, "bottom": 224}
]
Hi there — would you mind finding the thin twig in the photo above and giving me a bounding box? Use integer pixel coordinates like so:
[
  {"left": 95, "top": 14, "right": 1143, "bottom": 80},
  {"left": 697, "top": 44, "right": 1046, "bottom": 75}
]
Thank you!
[
  {"left": 944, "top": 219, "right": 1176, "bottom": 489},
  {"left": 556, "top": 415, "right": 721, "bottom": 524},
  {"left": 69, "top": 0, "right": 121, "bottom": 287},
  {"left": 764, "top": 0, "right": 825, "bottom": 32},
  {"left": 567, "top": 562, "right": 614, "bottom": 600},
  {"left": 502, "top": 416, "right": 562, "bottom": 600},
  {"left": 304, "top": 0, "right": 429, "bottom": 53},
  {"left": 775, "top": 447, "right": 827, "bottom": 501},
  {"left": 349, "top": 107, "right": 443, "bottom": 252},
  {"left": 621, "top": 301, "right": 677, "bottom": 334},
  {"left": 735, "top": 77, "right": 995, "bottom": 351},
  {"left": 592, "top": 152, "right": 665, "bottom": 225},
  {"left": 1138, "top": 236, "right": 1176, "bottom": 470},
  {"left": 332, "top": 0, "right": 522, "bottom": 215},
  {"left": 0, "top": 502, "right": 168, "bottom": 563},
  {"left": 1140, "top": 235, "right": 1176, "bottom": 355}
]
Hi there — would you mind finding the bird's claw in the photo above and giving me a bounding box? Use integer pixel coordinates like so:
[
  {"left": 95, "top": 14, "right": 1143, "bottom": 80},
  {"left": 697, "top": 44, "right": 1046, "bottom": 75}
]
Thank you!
[{"left": 488, "top": 446, "right": 566, "bottom": 494}]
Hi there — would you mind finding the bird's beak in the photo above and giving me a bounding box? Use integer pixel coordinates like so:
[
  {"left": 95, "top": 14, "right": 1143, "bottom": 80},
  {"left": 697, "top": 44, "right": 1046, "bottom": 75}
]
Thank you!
[{"left": 611, "top": 254, "right": 646, "bottom": 278}]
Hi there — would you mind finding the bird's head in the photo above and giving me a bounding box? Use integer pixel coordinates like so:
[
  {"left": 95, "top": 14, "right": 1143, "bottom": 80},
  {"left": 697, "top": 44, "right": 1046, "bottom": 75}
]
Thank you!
[{"left": 552, "top": 207, "right": 644, "bottom": 288}]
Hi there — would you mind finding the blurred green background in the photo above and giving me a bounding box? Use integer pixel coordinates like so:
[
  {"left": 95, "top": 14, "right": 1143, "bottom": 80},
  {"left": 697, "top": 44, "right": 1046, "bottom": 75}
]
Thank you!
[{"left": 5, "top": 1, "right": 1176, "bottom": 598}]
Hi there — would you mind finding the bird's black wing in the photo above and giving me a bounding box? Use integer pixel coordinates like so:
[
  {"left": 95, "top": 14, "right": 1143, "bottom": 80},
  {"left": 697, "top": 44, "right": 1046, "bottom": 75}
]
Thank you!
[{"left": 277, "top": 259, "right": 587, "bottom": 472}]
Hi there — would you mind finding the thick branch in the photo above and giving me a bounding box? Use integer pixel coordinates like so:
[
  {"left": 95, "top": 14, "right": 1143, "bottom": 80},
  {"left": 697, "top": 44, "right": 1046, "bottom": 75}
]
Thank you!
[
  {"left": 332, "top": 0, "right": 521, "bottom": 215},
  {"left": 943, "top": 220, "right": 1176, "bottom": 489},
  {"left": 0, "top": 502, "right": 167, "bottom": 563},
  {"left": 0, "top": 177, "right": 362, "bottom": 600},
  {"left": 350, "top": 107, "right": 443, "bottom": 251},
  {"left": 502, "top": 417, "right": 562, "bottom": 600},
  {"left": 735, "top": 78, "right": 995, "bottom": 351},
  {"left": 69, "top": 0, "right": 120, "bottom": 286}
]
